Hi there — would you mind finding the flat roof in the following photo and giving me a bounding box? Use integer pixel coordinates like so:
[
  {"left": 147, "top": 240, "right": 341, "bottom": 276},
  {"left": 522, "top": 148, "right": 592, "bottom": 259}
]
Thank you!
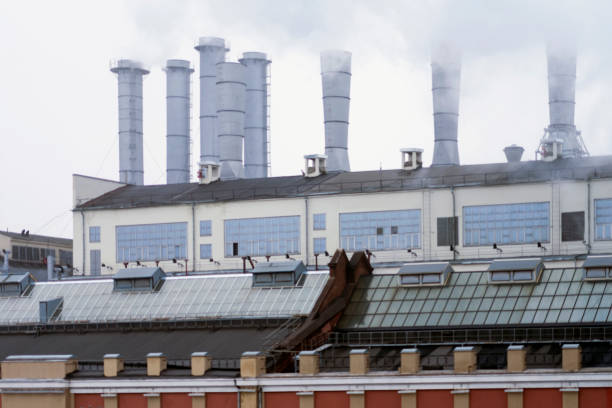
[
  {"left": 76, "top": 155, "right": 612, "bottom": 210},
  {"left": 0, "top": 231, "right": 72, "bottom": 247}
]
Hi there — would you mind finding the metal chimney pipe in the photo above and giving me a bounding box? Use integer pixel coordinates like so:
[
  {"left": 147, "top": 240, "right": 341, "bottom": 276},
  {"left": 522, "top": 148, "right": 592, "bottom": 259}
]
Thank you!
[
  {"left": 546, "top": 44, "right": 584, "bottom": 158},
  {"left": 165, "top": 59, "right": 194, "bottom": 184},
  {"left": 47, "top": 255, "right": 55, "bottom": 281},
  {"left": 110, "top": 59, "right": 149, "bottom": 185},
  {"left": 320, "top": 50, "right": 351, "bottom": 172},
  {"left": 2, "top": 251, "right": 8, "bottom": 273},
  {"left": 216, "top": 62, "right": 246, "bottom": 180},
  {"left": 431, "top": 44, "right": 461, "bottom": 166},
  {"left": 239, "top": 52, "right": 270, "bottom": 179},
  {"left": 194, "top": 37, "right": 228, "bottom": 164}
]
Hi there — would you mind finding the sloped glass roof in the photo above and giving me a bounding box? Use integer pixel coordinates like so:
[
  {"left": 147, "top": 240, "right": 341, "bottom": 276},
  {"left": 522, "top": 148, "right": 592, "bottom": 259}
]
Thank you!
[
  {"left": 338, "top": 267, "right": 612, "bottom": 329},
  {"left": 0, "top": 272, "right": 328, "bottom": 325}
]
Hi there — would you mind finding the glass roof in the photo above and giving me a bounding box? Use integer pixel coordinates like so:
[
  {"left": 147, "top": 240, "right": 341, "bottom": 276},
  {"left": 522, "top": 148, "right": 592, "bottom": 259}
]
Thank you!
[
  {"left": 338, "top": 268, "right": 612, "bottom": 329},
  {"left": 0, "top": 272, "right": 328, "bottom": 325}
]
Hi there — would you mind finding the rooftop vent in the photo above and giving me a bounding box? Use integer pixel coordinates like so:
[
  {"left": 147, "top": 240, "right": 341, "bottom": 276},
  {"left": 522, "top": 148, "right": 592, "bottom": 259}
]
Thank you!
[
  {"left": 0, "top": 273, "right": 33, "bottom": 297},
  {"left": 113, "top": 267, "right": 166, "bottom": 292},
  {"left": 398, "top": 262, "right": 453, "bottom": 286},
  {"left": 503, "top": 145, "right": 524, "bottom": 163},
  {"left": 198, "top": 161, "right": 221, "bottom": 184},
  {"left": 400, "top": 148, "right": 423, "bottom": 171},
  {"left": 582, "top": 255, "right": 612, "bottom": 280},
  {"left": 304, "top": 154, "right": 327, "bottom": 178},
  {"left": 39, "top": 297, "right": 63, "bottom": 324},
  {"left": 252, "top": 260, "right": 306, "bottom": 287},
  {"left": 488, "top": 258, "right": 543, "bottom": 284}
]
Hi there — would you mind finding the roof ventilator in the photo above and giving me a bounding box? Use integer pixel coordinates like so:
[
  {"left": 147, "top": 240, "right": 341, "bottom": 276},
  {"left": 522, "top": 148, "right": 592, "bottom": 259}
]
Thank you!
[
  {"left": 398, "top": 262, "right": 453, "bottom": 286},
  {"left": 488, "top": 258, "right": 543, "bottom": 284},
  {"left": 113, "top": 267, "right": 166, "bottom": 292},
  {"left": 39, "top": 297, "right": 63, "bottom": 324},
  {"left": 582, "top": 255, "right": 612, "bottom": 280},
  {"left": 400, "top": 148, "right": 423, "bottom": 171},
  {"left": 304, "top": 154, "right": 327, "bottom": 178},
  {"left": 252, "top": 260, "right": 307, "bottom": 287},
  {"left": 0, "top": 273, "right": 34, "bottom": 297},
  {"left": 198, "top": 161, "right": 221, "bottom": 184}
]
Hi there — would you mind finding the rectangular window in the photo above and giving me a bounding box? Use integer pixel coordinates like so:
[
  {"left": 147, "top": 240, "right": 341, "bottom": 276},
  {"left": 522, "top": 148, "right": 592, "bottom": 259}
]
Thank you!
[
  {"left": 463, "top": 202, "right": 550, "bottom": 246},
  {"left": 513, "top": 270, "right": 533, "bottom": 281},
  {"left": 491, "top": 271, "right": 511, "bottom": 281},
  {"left": 585, "top": 268, "right": 606, "bottom": 279},
  {"left": 224, "top": 216, "right": 300, "bottom": 257},
  {"left": 200, "top": 220, "right": 212, "bottom": 236},
  {"left": 90, "top": 249, "right": 101, "bottom": 276},
  {"left": 595, "top": 199, "right": 612, "bottom": 241},
  {"left": 89, "top": 226, "right": 101, "bottom": 243},
  {"left": 59, "top": 250, "right": 72, "bottom": 266},
  {"left": 339, "top": 209, "right": 421, "bottom": 251},
  {"left": 437, "top": 216, "right": 458, "bottom": 246},
  {"left": 200, "top": 244, "right": 212, "bottom": 259},
  {"left": 562, "top": 211, "right": 584, "bottom": 242},
  {"left": 313, "top": 213, "right": 326, "bottom": 230},
  {"left": 313, "top": 237, "right": 327, "bottom": 254},
  {"left": 115, "top": 222, "right": 188, "bottom": 262},
  {"left": 422, "top": 274, "right": 441, "bottom": 284},
  {"left": 400, "top": 275, "right": 420, "bottom": 285}
]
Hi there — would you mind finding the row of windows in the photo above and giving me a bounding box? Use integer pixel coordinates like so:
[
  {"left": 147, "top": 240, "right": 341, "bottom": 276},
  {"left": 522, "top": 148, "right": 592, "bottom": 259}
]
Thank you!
[
  {"left": 116, "top": 223, "right": 187, "bottom": 262},
  {"left": 11, "top": 246, "right": 57, "bottom": 262},
  {"left": 340, "top": 210, "right": 421, "bottom": 251},
  {"left": 224, "top": 216, "right": 300, "bottom": 257}
]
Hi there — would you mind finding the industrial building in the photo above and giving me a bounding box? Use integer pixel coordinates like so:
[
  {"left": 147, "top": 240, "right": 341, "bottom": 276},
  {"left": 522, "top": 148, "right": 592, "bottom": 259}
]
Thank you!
[{"left": 0, "top": 37, "right": 611, "bottom": 408}]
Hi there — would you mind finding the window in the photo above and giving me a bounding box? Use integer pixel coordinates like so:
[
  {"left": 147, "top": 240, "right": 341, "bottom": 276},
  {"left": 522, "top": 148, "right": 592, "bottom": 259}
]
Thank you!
[
  {"left": 254, "top": 273, "right": 272, "bottom": 284},
  {"left": 463, "top": 202, "right": 550, "bottom": 246},
  {"left": 437, "top": 216, "right": 458, "bottom": 246},
  {"left": 340, "top": 210, "right": 421, "bottom": 251},
  {"left": 490, "top": 270, "right": 536, "bottom": 283},
  {"left": 200, "top": 220, "right": 212, "bottom": 236},
  {"left": 224, "top": 216, "right": 300, "bottom": 257},
  {"left": 400, "top": 273, "right": 442, "bottom": 286},
  {"left": 89, "top": 226, "right": 100, "bottom": 243},
  {"left": 275, "top": 272, "right": 293, "bottom": 282},
  {"left": 513, "top": 270, "right": 533, "bottom": 281},
  {"left": 200, "top": 244, "right": 212, "bottom": 259},
  {"left": 313, "top": 237, "right": 326, "bottom": 254},
  {"left": 59, "top": 250, "right": 72, "bottom": 266},
  {"left": 116, "top": 222, "right": 187, "bottom": 262},
  {"left": 422, "top": 273, "right": 441, "bottom": 284},
  {"left": 585, "top": 268, "right": 607, "bottom": 279},
  {"left": 90, "top": 249, "right": 101, "bottom": 276},
  {"left": 595, "top": 199, "right": 612, "bottom": 240},
  {"left": 491, "top": 271, "right": 511, "bottom": 281},
  {"left": 400, "top": 274, "right": 420, "bottom": 285},
  {"left": 313, "top": 213, "right": 326, "bottom": 230},
  {"left": 562, "top": 212, "right": 584, "bottom": 242}
]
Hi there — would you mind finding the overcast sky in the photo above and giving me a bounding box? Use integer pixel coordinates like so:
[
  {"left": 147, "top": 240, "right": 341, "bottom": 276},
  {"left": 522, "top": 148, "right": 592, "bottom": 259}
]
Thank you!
[{"left": 1, "top": 0, "right": 611, "bottom": 239}]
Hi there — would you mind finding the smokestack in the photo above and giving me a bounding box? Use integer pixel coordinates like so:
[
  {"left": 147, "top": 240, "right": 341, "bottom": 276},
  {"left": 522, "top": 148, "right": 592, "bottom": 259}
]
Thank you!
[
  {"left": 545, "top": 43, "right": 586, "bottom": 158},
  {"left": 216, "top": 62, "right": 246, "bottom": 180},
  {"left": 320, "top": 50, "right": 351, "bottom": 172},
  {"left": 431, "top": 44, "right": 461, "bottom": 166},
  {"left": 239, "top": 52, "right": 270, "bottom": 179},
  {"left": 165, "top": 59, "right": 194, "bottom": 184},
  {"left": 111, "top": 60, "right": 149, "bottom": 185},
  {"left": 195, "top": 37, "right": 228, "bottom": 164}
]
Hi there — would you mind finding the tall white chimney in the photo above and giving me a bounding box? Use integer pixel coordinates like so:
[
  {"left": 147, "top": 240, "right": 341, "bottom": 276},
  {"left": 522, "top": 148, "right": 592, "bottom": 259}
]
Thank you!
[
  {"left": 240, "top": 52, "right": 270, "bottom": 179},
  {"left": 320, "top": 50, "right": 351, "bottom": 172},
  {"left": 431, "top": 44, "right": 461, "bottom": 167},
  {"left": 194, "top": 37, "right": 228, "bottom": 164},
  {"left": 216, "top": 62, "right": 246, "bottom": 180},
  {"left": 165, "top": 59, "right": 193, "bottom": 184},
  {"left": 110, "top": 59, "right": 149, "bottom": 185}
]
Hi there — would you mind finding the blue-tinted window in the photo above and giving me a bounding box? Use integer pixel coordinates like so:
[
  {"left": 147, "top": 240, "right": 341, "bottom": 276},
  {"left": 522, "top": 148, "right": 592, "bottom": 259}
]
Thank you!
[
  {"left": 200, "top": 244, "right": 212, "bottom": 259},
  {"left": 313, "top": 213, "right": 326, "bottom": 230},
  {"left": 116, "top": 222, "right": 187, "bottom": 262},
  {"left": 463, "top": 202, "right": 550, "bottom": 246},
  {"left": 339, "top": 210, "right": 421, "bottom": 251},
  {"left": 224, "top": 216, "right": 300, "bottom": 257},
  {"left": 89, "top": 226, "right": 100, "bottom": 243},
  {"left": 313, "top": 237, "right": 327, "bottom": 254},
  {"left": 90, "top": 249, "right": 101, "bottom": 276},
  {"left": 595, "top": 199, "right": 612, "bottom": 241},
  {"left": 200, "top": 220, "right": 212, "bottom": 236}
]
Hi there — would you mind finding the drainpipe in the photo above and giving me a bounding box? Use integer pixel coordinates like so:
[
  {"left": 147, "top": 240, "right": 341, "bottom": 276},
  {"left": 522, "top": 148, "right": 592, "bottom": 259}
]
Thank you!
[
  {"left": 587, "top": 179, "right": 592, "bottom": 254},
  {"left": 451, "top": 186, "right": 456, "bottom": 261},
  {"left": 304, "top": 196, "right": 309, "bottom": 266},
  {"left": 80, "top": 210, "right": 86, "bottom": 275},
  {"left": 192, "top": 203, "right": 197, "bottom": 273}
]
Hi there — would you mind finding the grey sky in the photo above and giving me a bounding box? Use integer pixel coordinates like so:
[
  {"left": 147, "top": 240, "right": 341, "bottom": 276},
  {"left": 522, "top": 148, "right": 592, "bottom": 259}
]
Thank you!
[{"left": 1, "top": 0, "right": 611, "bottom": 239}]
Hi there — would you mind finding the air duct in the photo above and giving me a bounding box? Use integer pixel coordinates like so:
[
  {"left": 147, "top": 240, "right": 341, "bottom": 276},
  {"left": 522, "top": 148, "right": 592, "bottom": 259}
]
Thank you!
[
  {"left": 239, "top": 52, "right": 270, "bottom": 179},
  {"left": 165, "top": 59, "right": 193, "bottom": 184},
  {"left": 320, "top": 50, "right": 351, "bottom": 172},
  {"left": 431, "top": 44, "right": 461, "bottom": 167},
  {"left": 216, "top": 62, "right": 246, "bottom": 180},
  {"left": 194, "top": 37, "right": 228, "bottom": 164},
  {"left": 544, "top": 44, "right": 587, "bottom": 158},
  {"left": 110, "top": 60, "right": 149, "bottom": 185}
]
